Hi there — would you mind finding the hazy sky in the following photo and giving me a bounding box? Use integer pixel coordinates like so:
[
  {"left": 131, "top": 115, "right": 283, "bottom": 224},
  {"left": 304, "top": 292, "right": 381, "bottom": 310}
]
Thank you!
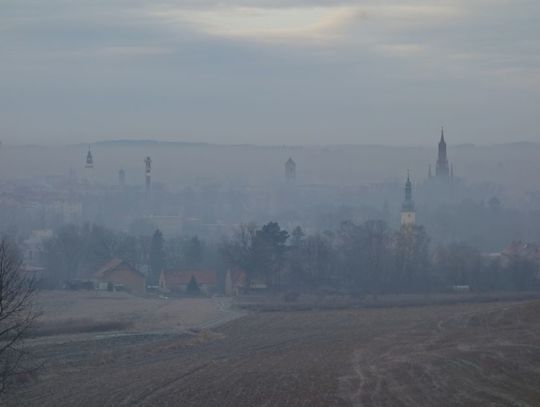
[{"left": 1, "top": 0, "right": 539, "bottom": 146}]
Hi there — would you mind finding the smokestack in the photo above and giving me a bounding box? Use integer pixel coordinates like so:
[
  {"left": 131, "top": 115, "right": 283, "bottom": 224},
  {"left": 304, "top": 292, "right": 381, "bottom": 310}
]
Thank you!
[{"left": 145, "top": 156, "right": 152, "bottom": 194}]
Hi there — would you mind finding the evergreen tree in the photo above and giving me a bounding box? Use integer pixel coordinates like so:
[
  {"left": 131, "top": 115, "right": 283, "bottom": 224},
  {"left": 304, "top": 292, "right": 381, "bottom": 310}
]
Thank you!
[{"left": 186, "top": 275, "right": 200, "bottom": 294}]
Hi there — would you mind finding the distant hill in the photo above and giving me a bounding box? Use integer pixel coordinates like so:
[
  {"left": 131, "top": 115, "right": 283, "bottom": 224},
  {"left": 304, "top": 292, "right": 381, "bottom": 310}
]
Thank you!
[{"left": 78, "top": 140, "right": 210, "bottom": 148}]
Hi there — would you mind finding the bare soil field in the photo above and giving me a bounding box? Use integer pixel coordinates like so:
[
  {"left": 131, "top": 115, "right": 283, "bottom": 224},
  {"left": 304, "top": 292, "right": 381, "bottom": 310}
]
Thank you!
[
  {"left": 4, "top": 299, "right": 540, "bottom": 407},
  {"left": 31, "top": 290, "right": 234, "bottom": 335}
]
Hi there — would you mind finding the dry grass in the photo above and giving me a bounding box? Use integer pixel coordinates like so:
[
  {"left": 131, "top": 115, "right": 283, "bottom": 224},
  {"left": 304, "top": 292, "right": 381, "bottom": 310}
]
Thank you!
[
  {"left": 29, "top": 319, "right": 133, "bottom": 337},
  {"left": 32, "top": 290, "right": 227, "bottom": 335}
]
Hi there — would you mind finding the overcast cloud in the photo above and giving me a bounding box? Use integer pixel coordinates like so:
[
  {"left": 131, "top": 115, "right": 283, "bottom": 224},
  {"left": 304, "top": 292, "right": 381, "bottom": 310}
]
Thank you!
[{"left": 1, "top": 0, "right": 539, "bottom": 145}]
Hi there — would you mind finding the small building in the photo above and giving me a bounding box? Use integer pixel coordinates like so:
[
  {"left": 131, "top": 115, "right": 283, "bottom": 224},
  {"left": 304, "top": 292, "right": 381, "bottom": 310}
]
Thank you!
[
  {"left": 501, "top": 241, "right": 540, "bottom": 276},
  {"left": 159, "top": 270, "right": 218, "bottom": 294},
  {"left": 224, "top": 268, "right": 247, "bottom": 296},
  {"left": 94, "top": 259, "right": 146, "bottom": 294},
  {"left": 502, "top": 241, "right": 540, "bottom": 261}
]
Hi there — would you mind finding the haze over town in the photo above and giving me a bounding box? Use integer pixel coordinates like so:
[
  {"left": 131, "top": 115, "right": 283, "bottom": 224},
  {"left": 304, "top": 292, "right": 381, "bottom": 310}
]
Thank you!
[{"left": 2, "top": 1, "right": 540, "bottom": 406}]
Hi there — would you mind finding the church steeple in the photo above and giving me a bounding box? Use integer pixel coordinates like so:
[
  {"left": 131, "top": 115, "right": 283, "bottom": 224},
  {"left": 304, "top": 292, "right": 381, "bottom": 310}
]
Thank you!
[
  {"left": 436, "top": 127, "right": 450, "bottom": 178},
  {"left": 402, "top": 171, "right": 414, "bottom": 210},
  {"left": 405, "top": 171, "right": 412, "bottom": 202},
  {"left": 85, "top": 145, "right": 94, "bottom": 169},
  {"left": 401, "top": 170, "right": 416, "bottom": 227},
  {"left": 84, "top": 145, "right": 94, "bottom": 185}
]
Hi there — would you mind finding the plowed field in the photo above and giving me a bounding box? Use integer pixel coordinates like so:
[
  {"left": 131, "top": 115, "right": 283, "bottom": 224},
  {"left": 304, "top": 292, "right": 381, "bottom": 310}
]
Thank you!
[{"left": 5, "top": 300, "right": 540, "bottom": 407}]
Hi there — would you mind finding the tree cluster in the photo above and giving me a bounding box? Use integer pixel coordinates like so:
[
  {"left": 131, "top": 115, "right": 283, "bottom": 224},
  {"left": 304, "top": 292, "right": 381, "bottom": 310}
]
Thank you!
[
  {"left": 223, "top": 220, "right": 540, "bottom": 295},
  {"left": 40, "top": 224, "right": 220, "bottom": 287},
  {"left": 39, "top": 220, "right": 540, "bottom": 295}
]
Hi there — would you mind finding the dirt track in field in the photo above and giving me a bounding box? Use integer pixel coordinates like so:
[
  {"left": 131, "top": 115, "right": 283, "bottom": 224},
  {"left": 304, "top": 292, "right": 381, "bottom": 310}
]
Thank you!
[{"left": 4, "top": 300, "right": 540, "bottom": 407}]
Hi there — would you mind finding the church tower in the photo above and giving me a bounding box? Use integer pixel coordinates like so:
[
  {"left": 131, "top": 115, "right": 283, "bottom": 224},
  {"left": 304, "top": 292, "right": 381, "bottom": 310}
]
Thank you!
[
  {"left": 401, "top": 171, "right": 416, "bottom": 227},
  {"left": 85, "top": 145, "right": 94, "bottom": 183},
  {"left": 285, "top": 157, "right": 296, "bottom": 181},
  {"left": 436, "top": 127, "right": 450, "bottom": 178}
]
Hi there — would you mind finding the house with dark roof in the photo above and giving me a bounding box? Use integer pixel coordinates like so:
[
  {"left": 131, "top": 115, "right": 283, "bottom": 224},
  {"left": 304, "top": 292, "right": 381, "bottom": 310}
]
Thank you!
[
  {"left": 159, "top": 270, "right": 218, "bottom": 294},
  {"left": 94, "top": 259, "right": 146, "bottom": 294}
]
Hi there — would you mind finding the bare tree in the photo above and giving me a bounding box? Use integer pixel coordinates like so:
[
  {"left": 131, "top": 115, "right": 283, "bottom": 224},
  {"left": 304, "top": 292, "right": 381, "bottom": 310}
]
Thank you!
[
  {"left": 221, "top": 223, "right": 258, "bottom": 287},
  {"left": 0, "top": 239, "right": 38, "bottom": 394}
]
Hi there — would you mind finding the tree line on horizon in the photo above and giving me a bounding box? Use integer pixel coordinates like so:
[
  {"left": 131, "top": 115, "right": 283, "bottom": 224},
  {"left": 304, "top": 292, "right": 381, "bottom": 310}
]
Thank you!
[
  {"left": 222, "top": 221, "right": 538, "bottom": 295},
  {"left": 35, "top": 220, "right": 539, "bottom": 295}
]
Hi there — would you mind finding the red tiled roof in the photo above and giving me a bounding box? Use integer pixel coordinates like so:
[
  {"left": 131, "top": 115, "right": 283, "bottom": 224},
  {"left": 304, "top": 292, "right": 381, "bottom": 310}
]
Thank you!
[
  {"left": 95, "top": 259, "right": 123, "bottom": 279},
  {"left": 162, "top": 270, "right": 218, "bottom": 286},
  {"left": 95, "top": 258, "right": 143, "bottom": 279},
  {"left": 503, "top": 241, "right": 540, "bottom": 258}
]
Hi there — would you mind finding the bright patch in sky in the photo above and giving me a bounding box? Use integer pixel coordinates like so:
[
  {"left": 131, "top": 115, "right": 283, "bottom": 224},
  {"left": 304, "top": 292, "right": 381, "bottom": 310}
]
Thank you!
[
  {"left": 2, "top": 0, "right": 540, "bottom": 144},
  {"left": 153, "top": 6, "right": 355, "bottom": 42}
]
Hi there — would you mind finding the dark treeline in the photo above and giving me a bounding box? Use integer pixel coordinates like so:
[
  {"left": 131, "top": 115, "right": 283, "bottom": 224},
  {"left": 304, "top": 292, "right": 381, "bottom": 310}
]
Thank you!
[
  {"left": 38, "top": 220, "right": 539, "bottom": 295},
  {"left": 40, "top": 224, "right": 223, "bottom": 287},
  {"left": 222, "top": 221, "right": 539, "bottom": 296}
]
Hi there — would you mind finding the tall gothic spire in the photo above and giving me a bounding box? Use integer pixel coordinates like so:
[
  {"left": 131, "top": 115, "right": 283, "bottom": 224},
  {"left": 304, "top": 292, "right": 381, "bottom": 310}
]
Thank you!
[{"left": 436, "top": 127, "right": 450, "bottom": 178}]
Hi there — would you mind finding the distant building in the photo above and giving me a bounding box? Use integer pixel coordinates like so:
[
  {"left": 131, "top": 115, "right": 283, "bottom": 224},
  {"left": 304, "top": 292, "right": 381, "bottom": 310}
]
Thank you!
[
  {"left": 285, "top": 157, "right": 296, "bottom": 181},
  {"left": 501, "top": 241, "right": 540, "bottom": 279},
  {"left": 94, "top": 259, "right": 146, "bottom": 294},
  {"left": 435, "top": 127, "right": 451, "bottom": 179},
  {"left": 401, "top": 171, "right": 416, "bottom": 227},
  {"left": 502, "top": 241, "right": 540, "bottom": 263},
  {"left": 85, "top": 146, "right": 94, "bottom": 183},
  {"left": 159, "top": 270, "right": 218, "bottom": 294},
  {"left": 224, "top": 268, "right": 247, "bottom": 296},
  {"left": 144, "top": 156, "right": 152, "bottom": 194}
]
